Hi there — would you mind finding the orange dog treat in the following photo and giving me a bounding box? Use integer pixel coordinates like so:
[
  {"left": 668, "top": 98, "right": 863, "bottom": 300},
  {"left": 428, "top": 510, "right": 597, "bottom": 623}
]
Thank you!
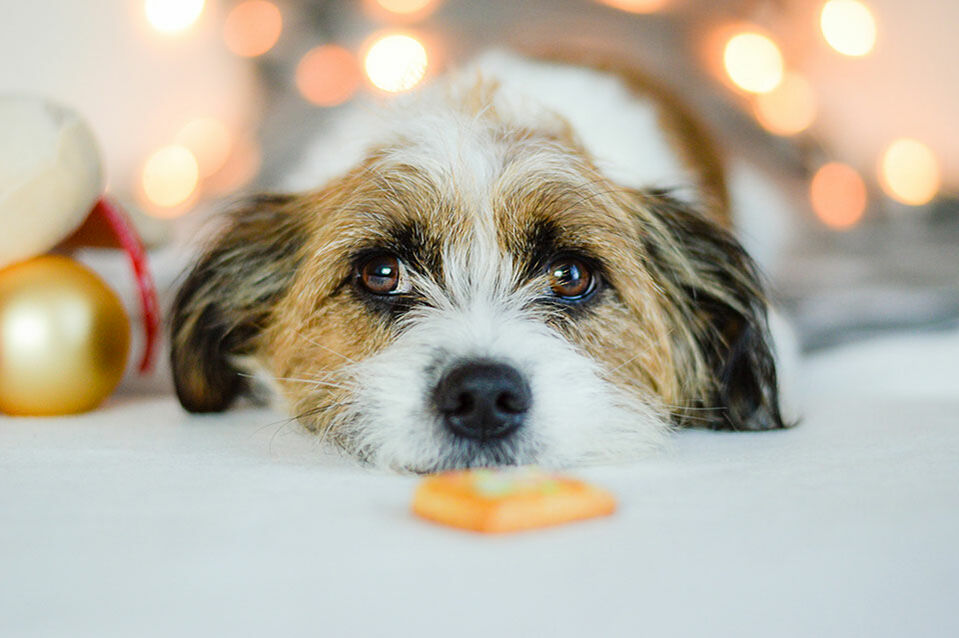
[{"left": 412, "top": 467, "right": 616, "bottom": 533}]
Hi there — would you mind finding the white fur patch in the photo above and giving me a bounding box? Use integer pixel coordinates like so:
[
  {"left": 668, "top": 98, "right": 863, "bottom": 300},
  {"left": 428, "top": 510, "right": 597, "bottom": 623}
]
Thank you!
[
  {"left": 462, "top": 51, "right": 696, "bottom": 198},
  {"left": 331, "top": 246, "right": 668, "bottom": 473},
  {"left": 285, "top": 50, "right": 697, "bottom": 203}
]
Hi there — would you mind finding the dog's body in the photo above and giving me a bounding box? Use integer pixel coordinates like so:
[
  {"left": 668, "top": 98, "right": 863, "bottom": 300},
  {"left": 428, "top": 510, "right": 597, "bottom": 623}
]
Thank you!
[{"left": 171, "top": 51, "right": 788, "bottom": 472}]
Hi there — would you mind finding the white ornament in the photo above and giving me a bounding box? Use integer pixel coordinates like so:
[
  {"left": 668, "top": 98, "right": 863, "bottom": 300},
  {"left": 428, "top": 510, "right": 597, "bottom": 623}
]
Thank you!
[{"left": 0, "top": 96, "right": 103, "bottom": 269}]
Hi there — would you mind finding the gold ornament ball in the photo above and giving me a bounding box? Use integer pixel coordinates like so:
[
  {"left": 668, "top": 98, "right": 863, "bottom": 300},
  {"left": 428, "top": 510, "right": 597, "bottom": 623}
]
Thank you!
[{"left": 0, "top": 255, "right": 130, "bottom": 415}]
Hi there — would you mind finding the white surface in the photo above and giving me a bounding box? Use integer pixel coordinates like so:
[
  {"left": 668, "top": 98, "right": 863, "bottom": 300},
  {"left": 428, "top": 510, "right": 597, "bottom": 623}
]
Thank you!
[{"left": 2, "top": 329, "right": 958, "bottom": 638}]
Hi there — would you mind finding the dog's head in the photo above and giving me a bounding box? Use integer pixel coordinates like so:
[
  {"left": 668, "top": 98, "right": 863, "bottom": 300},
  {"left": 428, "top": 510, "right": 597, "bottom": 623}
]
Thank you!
[{"left": 170, "top": 65, "right": 785, "bottom": 472}]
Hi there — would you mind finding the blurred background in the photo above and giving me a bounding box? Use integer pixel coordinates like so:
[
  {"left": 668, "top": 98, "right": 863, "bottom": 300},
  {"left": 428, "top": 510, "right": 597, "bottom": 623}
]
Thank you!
[{"left": 2, "top": 0, "right": 957, "bottom": 375}]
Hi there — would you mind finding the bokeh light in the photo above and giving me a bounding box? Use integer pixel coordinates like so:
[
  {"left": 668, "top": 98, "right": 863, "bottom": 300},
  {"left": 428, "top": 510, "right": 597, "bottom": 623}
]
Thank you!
[
  {"left": 880, "top": 139, "right": 941, "bottom": 206},
  {"left": 810, "top": 162, "right": 867, "bottom": 229},
  {"left": 296, "top": 45, "right": 362, "bottom": 106},
  {"left": 175, "top": 118, "right": 233, "bottom": 177},
  {"left": 141, "top": 145, "right": 199, "bottom": 210},
  {"left": 144, "top": 0, "right": 205, "bottom": 34},
  {"left": 821, "top": 0, "right": 877, "bottom": 57},
  {"left": 363, "top": 0, "right": 442, "bottom": 21},
  {"left": 723, "top": 32, "right": 784, "bottom": 94},
  {"left": 204, "top": 136, "right": 262, "bottom": 195},
  {"left": 375, "top": 0, "right": 437, "bottom": 14},
  {"left": 223, "top": 1, "right": 282, "bottom": 58},
  {"left": 753, "top": 72, "right": 817, "bottom": 136},
  {"left": 364, "top": 34, "right": 429, "bottom": 93},
  {"left": 596, "top": 0, "right": 669, "bottom": 13}
]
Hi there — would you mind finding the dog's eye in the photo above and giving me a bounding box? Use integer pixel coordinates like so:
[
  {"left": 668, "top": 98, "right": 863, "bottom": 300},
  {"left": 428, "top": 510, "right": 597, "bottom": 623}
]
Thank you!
[
  {"left": 547, "top": 257, "right": 594, "bottom": 299},
  {"left": 358, "top": 254, "right": 404, "bottom": 295}
]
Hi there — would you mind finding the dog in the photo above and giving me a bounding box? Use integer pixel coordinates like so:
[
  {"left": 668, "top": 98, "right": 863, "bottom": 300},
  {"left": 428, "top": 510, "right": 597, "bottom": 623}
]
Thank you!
[{"left": 170, "top": 50, "right": 789, "bottom": 473}]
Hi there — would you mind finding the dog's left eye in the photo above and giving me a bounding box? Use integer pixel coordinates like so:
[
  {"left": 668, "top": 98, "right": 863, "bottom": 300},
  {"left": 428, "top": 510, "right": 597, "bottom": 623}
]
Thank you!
[
  {"left": 547, "top": 257, "right": 595, "bottom": 300},
  {"left": 358, "top": 253, "right": 408, "bottom": 295}
]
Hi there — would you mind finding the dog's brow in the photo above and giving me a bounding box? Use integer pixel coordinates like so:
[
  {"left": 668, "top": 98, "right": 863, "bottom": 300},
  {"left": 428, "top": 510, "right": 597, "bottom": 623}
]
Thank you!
[
  {"left": 382, "top": 221, "right": 443, "bottom": 277},
  {"left": 499, "top": 183, "right": 614, "bottom": 282},
  {"left": 516, "top": 218, "right": 561, "bottom": 281}
]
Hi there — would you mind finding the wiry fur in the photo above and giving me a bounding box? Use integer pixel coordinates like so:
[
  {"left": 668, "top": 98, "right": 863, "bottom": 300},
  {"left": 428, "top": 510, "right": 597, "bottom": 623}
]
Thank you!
[
  {"left": 170, "top": 194, "right": 307, "bottom": 412},
  {"left": 170, "top": 51, "right": 788, "bottom": 473}
]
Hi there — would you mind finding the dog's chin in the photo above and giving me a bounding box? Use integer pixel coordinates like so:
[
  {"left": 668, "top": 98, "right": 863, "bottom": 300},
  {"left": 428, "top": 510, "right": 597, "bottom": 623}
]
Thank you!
[
  {"left": 403, "top": 437, "right": 532, "bottom": 474},
  {"left": 327, "top": 410, "right": 540, "bottom": 474}
]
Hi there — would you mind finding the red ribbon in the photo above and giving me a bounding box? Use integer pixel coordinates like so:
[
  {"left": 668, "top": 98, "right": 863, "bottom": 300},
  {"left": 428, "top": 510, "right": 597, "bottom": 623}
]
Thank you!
[{"left": 91, "top": 198, "right": 160, "bottom": 374}]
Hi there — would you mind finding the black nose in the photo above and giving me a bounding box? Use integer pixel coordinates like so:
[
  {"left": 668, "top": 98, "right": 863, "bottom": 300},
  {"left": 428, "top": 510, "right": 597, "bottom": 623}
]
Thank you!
[{"left": 434, "top": 361, "right": 532, "bottom": 442}]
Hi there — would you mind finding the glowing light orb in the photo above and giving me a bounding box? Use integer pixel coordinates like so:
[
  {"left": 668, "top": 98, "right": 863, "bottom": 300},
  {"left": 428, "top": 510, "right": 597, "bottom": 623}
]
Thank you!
[
  {"left": 821, "top": 0, "right": 877, "bottom": 57},
  {"left": 596, "top": 0, "right": 669, "bottom": 13},
  {"left": 810, "top": 162, "right": 867, "bottom": 229},
  {"left": 364, "top": 34, "right": 429, "bottom": 93},
  {"left": 723, "top": 32, "right": 784, "bottom": 94},
  {"left": 296, "top": 45, "right": 361, "bottom": 107},
  {"left": 141, "top": 145, "right": 199, "bottom": 210},
  {"left": 144, "top": 0, "right": 205, "bottom": 34},
  {"left": 375, "top": 0, "right": 437, "bottom": 14},
  {"left": 175, "top": 118, "right": 233, "bottom": 177},
  {"left": 223, "top": 1, "right": 283, "bottom": 58},
  {"left": 880, "top": 139, "right": 941, "bottom": 206},
  {"left": 204, "top": 136, "right": 261, "bottom": 195},
  {"left": 754, "top": 72, "right": 817, "bottom": 136}
]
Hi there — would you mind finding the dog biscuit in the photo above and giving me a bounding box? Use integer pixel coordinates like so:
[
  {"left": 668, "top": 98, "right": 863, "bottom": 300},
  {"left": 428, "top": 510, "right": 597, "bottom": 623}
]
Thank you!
[{"left": 412, "top": 467, "right": 616, "bottom": 533}]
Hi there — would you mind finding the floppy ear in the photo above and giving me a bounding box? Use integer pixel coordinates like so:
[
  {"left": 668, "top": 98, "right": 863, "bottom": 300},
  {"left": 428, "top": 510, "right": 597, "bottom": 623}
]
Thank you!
[
  {"left": 170, "top": 194, "right": 307, "bottom": 413},
  {"left": 635, "top": 191, "right": 787, "bottom": 431}
]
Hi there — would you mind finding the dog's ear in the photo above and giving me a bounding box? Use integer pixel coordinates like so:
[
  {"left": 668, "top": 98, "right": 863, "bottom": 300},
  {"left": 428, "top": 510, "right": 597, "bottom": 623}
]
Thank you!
[
  {"left": 635, "top": 191, "right": 787, "bottom": 431},
  {"left": 170, "top": 194, "right": 307, "bottom": 413}
]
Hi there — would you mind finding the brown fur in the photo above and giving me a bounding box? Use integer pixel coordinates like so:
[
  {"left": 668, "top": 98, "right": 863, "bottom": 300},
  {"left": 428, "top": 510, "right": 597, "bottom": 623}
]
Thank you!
[{"left": 170, "top": 53, "right": 786, "bottom": 467}]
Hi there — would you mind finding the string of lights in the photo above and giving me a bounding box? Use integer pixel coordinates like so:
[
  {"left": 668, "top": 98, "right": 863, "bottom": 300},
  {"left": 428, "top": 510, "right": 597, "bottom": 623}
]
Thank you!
[{"left": 136, "top": 0, "right": 945, "bottom": 233}]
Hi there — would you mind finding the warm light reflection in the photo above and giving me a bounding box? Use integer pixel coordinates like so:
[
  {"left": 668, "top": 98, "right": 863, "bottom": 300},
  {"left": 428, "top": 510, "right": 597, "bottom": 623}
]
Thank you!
[
  {"left": 296, "top": 45, "right": 361, "bottom": 106},
  {"left": 754, "top": 72, "right": 817, "bottom": 136},
  {"left": 175, "top": 118, "right": 233, "bottom": 177},
  {"left": 375, "top": 0, "right": 437, "bottom": 14},
  {"left": 364, "top": 34, "right": 429, "bottom": 93},
  {"left": 223, "top": 1, "right": 283, "bottom": 57},
  {"left": 142, "top": 145, "right": 199, "bottom": 210},
  {"left": 880, "top": 139, "right": 941, "bottom": 206},
  {"left": 596, "top": 0, "right": 669, "bottom": 13},
  {"left": 723, "top": 32, "right": 784, "bottom": 94},
  {"left": 810, "top": 162, "right": 867, "bottom": 229},
  {"left": 7, "top": 311, "right": 48, "bottom": 352},
  {"left": 821, "top": 0, "right": 877, "bottom": 57},
  {"left": 204, "top": 136, "right": 262, "bottom": 195},
  {"left": 145, "top": 0, "right": 205, "bottom": 34}
]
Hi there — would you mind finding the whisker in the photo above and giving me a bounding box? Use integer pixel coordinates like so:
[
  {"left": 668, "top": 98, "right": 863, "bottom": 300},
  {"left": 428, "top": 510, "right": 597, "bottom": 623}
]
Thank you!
[
  {"left": 607, "top": 351, "right": 647, "bottom": 375},
  {"left": 251, "top": 415, "right": 297, "bottom": 438},
  {"left": 662, "top": 405, "right": 729, "bottom": 412},
  {"left": 672, "top": 413, "right": 721, "bottom": 424},
  {"left": 303, "top": 337, "right": 358, "bottom": 364},
  {"left": 268, "top": 417, "right": 295, "bottom": 453},
  {"left": 296, "top": 400, "right": 355, "bottom": 419},
  {"left": 270, "top": 328, "right": 358, "bottom": 369},
  {"left": 237, "top": 371, "right": 352, "bottom": 391}
]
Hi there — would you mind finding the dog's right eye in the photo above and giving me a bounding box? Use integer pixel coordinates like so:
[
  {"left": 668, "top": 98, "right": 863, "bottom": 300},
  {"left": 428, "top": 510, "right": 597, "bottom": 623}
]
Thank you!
[{"left": 358, "top": 253, "right": 404, "bottom": 295}]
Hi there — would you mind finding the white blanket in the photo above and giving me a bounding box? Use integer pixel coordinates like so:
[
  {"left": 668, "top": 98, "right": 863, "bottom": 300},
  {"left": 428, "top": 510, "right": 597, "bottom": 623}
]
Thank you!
[{"left": 2, "top": 328, "right": 957, "bottom": 637}]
